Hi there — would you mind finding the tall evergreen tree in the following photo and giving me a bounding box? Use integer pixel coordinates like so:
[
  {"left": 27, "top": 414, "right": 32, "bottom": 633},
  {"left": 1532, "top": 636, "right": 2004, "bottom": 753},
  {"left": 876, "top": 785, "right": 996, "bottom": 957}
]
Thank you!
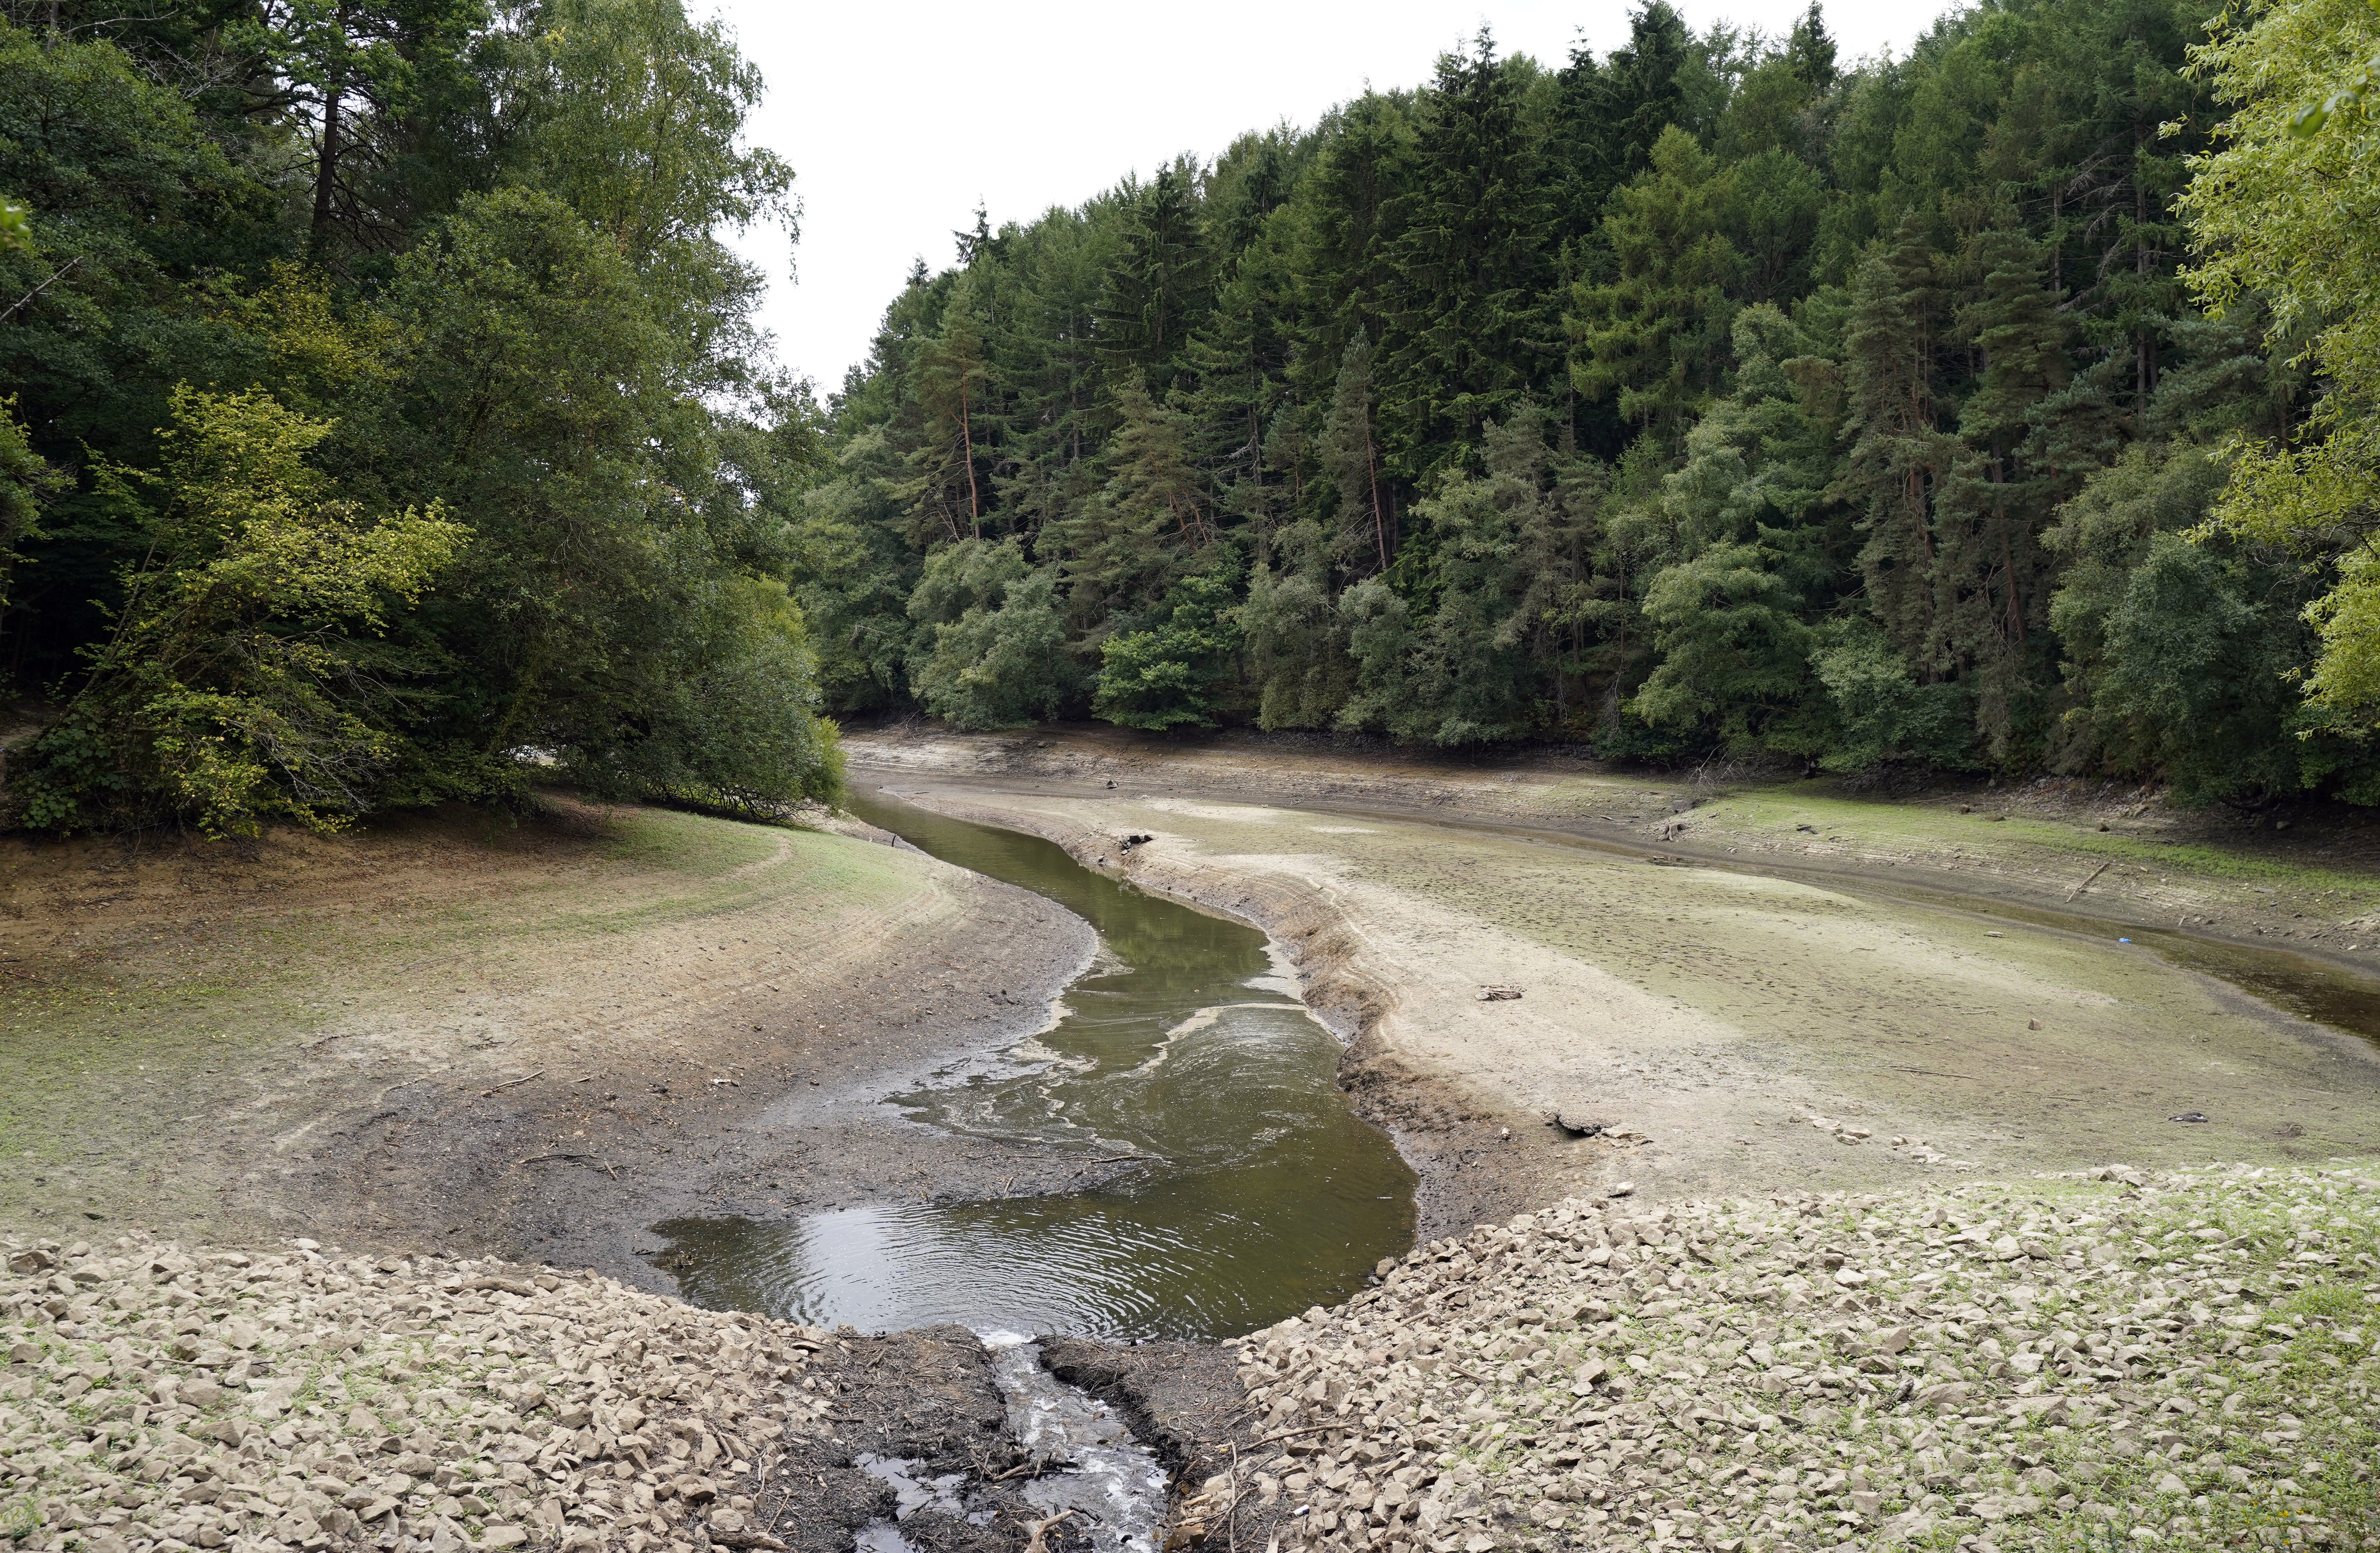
[
  {"left": 1319, "top": 331, "right": 1394, "bottom": 574},
  {"left": 1094, "top": 161, "right": 1210, "bottom": 392},
  {"left": 1373, "top": 31, "right": 1558, "bottom": 485},
  {"left": 1837, "top": 220, "right": 1962, "bottom": 679}
]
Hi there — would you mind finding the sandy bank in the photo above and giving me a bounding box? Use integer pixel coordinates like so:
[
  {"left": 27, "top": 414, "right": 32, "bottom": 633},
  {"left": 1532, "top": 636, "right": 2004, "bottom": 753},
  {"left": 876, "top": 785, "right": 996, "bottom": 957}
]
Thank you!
[{"left": 845, "top": 732, "right": 2380, "bottom": 1237}]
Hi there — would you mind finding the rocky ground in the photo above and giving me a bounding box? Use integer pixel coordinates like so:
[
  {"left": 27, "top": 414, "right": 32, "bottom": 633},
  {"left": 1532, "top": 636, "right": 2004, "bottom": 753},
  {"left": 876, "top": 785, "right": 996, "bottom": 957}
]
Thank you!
[
  {"left": 0, "top": 1231, "right": 1063, "bottom": 1553},
  {"left": 1215, "top": 1165, "right": 2380, "bottom": 1552}
]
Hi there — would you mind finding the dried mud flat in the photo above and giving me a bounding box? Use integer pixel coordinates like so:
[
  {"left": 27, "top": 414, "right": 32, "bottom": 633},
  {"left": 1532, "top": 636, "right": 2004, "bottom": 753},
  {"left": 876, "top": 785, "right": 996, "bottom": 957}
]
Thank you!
[
  {"left": 842, "top": 723, "right": 2380, "bottom": 961},
  {"left": 0, "top": 795, "right": 1097, "bottom": 1285},
  {"left": 844, "top": 732, "right": 2380, "bottom": 1241}
]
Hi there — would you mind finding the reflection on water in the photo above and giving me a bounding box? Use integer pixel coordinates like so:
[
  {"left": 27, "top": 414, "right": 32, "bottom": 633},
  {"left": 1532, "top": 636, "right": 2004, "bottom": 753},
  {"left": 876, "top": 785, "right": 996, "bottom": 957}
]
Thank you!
[
  {"left": 1911, "top": 893, "right": 2380, "bottom": 1048},
  {"left": 2130, "top": 932, "right": 2380, "bottom": 1044},
  {"left": 657, "top": 788, "right": 1416, "bottom": 1340}
]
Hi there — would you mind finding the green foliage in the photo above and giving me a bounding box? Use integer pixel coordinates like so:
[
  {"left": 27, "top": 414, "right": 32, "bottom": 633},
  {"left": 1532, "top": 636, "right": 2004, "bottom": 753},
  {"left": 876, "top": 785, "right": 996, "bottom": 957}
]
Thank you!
[
  {"left": 1568, "top": 129, "right": 1823, "bottom": 442},
  {"left": 1811, "top": 619, "right": 1976, "bottom": 770},
  {"left": 10, "top": 0, "right": 2338, "bottom": 809},
  {"left": 626, "top": 574, "right": 845, "bottom": 813},
  {"left": 2044, "top": 443, "right": 2358, "bottom": 802},
  {"left": 13, "top": 389, "right": 469, "bottom": 835},
  {"left": 907, "top": 540, "right": 1082, "bottom": 729},
  {"left": 0, "top": 0, "right": 840, "bottom": 834},
  {"left": 775, "top": 0, "right": 2341, "bottom": 800},
  {"left": 0, "top": 397, "right": 60, "bottom": 610},
  {"left": 2184, "top": 0, "right": 2380, "bottom": 719},
  {"left": 1365, "top": 409, "right": 1605, "bottom": 745},
  {"left": 1092, "top": 570, "right": 1245, "bottom": 732},
  {"left": 1239, "top": 522, "right": 1354, "bottom": 730},
  {"left": 1372, "top": 32, "right": 1559, "bottom": 485}
]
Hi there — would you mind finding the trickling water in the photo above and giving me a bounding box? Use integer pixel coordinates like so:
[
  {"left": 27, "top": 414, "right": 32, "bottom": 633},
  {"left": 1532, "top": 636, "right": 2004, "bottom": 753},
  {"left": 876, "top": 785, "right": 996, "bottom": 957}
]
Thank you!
[
  {"left": 843, "top": 1337, "right": 1169, "bottom": 1553},
  {"left": 850, "top": 1448, "right": 984, "bottom": 1553},
  {"left": 988, "top": 1336, "right": 1169, "bottom": 1553},
  {"left": 658, "top": 788, "right": 1416, "bottom": 1340}
]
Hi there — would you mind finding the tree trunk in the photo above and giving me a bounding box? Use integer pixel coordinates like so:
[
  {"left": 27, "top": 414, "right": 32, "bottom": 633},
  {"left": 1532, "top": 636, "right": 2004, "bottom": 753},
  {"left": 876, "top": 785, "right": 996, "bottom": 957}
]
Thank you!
[
  {"left": 309, "top": 6, "right": 351, "bottom": 257},
  {"left": 1365, "top": 420, "right": 1388, "bottom": 571},
  {"left": 959, "top": 395, "right": 980, "bottom": 538}
]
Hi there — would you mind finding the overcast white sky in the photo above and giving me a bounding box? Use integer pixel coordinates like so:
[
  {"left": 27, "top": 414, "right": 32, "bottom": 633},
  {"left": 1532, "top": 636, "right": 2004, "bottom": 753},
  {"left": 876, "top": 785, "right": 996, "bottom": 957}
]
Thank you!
[{"left": 711, "top": 0, "right": 1963, "bottom": 394}]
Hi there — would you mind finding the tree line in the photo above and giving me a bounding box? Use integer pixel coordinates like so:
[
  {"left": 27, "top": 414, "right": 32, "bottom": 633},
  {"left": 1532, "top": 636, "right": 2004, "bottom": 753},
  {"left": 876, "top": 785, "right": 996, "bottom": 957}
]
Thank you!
[
  {"left": 0, "top": 0, "right": 839, "bottom": 835},
  {"left": 798, "top": 0, "right": 2380, "bottom": 806},
  {"left": 1, "top": 0, "right": 2373, "bottom": 834}
]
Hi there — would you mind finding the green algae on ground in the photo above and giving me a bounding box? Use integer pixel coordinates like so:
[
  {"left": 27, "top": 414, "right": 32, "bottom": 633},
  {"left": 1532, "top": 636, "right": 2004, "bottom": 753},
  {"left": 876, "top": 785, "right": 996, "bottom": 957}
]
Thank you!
[
  {"left": 1680, "top": 782, "right": 2380, "bottom": 905},
  {"left": 0, "top": 801, "right": 939, "bottom": 1238}
]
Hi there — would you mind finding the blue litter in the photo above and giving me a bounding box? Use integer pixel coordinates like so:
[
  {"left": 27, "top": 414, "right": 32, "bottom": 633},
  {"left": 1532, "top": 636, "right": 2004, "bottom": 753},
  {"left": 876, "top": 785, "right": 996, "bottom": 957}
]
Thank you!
[{"left": 2118, "top": 937, "right": 2132, "bottom": 944}]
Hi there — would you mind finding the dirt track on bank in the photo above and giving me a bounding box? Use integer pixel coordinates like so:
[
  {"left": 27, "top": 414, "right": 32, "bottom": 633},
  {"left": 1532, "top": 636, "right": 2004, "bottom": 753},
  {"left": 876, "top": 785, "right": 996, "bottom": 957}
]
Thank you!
[{"left": 843, "top": 726, "right": 2380, "bottom": 1239}]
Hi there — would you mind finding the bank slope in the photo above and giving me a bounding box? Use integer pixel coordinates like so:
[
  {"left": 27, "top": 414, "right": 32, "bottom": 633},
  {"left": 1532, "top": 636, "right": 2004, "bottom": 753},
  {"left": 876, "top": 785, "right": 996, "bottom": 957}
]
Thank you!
[{"left": 1220, "top": 1165, "right": 2379, "bottom": 1552}]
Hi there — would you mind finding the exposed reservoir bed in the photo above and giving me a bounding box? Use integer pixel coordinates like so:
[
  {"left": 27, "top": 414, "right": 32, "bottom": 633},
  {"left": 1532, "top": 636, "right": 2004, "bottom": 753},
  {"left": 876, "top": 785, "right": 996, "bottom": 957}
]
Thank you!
[{"left": 657, "top": 788, "right": 1416, "bottom": 1341}]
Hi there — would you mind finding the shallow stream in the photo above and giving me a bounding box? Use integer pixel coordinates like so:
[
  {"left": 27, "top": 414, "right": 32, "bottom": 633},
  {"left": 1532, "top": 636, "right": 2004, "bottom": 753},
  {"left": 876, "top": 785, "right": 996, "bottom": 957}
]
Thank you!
[{"left": 659, "top": 787, "right": 1417, "bottom": 1341}]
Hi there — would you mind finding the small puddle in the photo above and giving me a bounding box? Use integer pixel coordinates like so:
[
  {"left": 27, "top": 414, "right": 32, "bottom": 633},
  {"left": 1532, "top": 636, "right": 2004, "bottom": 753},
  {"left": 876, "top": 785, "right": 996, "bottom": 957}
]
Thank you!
[
  {"left": 657, "top": 787, "right": 1416, "bottom": 1339},
  {"left": 850, "top": 1452, "right": 977, "bottom": 1553}
]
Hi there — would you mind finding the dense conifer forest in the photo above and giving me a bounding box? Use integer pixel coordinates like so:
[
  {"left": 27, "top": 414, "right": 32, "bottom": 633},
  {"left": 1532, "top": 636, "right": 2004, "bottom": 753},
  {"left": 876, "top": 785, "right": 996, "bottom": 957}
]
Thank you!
[
  {"left": 802, "top": 0, "right": 2380, "bottom": 805},
  {"left": 0, "top": 0, "right": 2375, "bottom": 833}
]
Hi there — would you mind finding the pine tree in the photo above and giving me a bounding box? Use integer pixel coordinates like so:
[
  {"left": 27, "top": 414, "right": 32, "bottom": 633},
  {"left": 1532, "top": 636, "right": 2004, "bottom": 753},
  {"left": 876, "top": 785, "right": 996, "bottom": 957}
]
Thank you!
[
  {"left": 1180, "top": 195, "right": 1297, "bottom": 526},
  {"left": 1052, "top": 377, "right": 1205, "bottom": 628},
  {"left": 1785, "top": 2, "right": 1838, "bottom": 90},
  {"left": 1630, "top": 303, "right": 1847, "bottom": 750},
  {"left": 988, "top": 215, "right": 1106, "bottom": 539},
  {"left": 1838, "top": 220, "right": 1962, "bottom": 677},
  {"left": 1373, "top": 31, "right": 1559, "bottom": 485},
  {"left": 1319, "top": 331, "right": 1394, "bottom": 574},
  {"left": 1284, "top": 93, "right": 1412, "bottom": 394},
  {"left": 1095, "top": 161, "right": 1211, "bottom": 392},
  {"left": 1589, "top": 4, "right": 1693, "bottom": 198},
  {"left": 1567, "top": 128, "right": 1746, "bottom": 447},
  {"left": 905, "top": 274, "right": 995, "bottom": 540},
  {"left": 1240, "top": 520, "right": 1353, "bottom": 728},
  {"left": 1937, "top": 227, "right": 2117, "bottom": 753}
]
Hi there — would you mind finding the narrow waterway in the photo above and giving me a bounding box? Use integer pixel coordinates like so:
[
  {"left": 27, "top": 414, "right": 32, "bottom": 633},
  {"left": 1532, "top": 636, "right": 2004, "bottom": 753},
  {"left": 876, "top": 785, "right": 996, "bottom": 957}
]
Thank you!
[{"left": 657, "top": 787, "right": 1417, "bottom": 1341}]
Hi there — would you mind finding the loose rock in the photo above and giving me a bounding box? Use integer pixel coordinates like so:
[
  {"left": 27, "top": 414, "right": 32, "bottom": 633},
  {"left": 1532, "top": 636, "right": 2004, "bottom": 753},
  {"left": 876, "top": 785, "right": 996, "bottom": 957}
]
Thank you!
[{"left": 1222, "top": 1165, "right": 2380, "bottom": 1552}]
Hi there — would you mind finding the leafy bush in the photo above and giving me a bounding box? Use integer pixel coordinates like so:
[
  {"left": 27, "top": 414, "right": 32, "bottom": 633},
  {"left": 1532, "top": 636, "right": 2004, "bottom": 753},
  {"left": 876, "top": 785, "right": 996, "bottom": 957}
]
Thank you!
[{"left": 14, "top": 389, "right": 466, "bottom": 836}]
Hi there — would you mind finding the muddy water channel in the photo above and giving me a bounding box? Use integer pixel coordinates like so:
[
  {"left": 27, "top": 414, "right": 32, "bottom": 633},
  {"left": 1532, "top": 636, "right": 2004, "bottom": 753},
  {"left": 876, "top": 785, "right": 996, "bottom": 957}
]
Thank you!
[{"left": 662, "top": 789, "right": 1416, "bottom": 1341}]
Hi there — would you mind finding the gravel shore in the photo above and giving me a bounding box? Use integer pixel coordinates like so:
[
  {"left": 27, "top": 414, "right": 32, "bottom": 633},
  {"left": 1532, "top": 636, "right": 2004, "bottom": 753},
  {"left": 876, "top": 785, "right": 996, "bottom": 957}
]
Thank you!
[
  {"left": 7, "top": 1169, "right": 2380, "bottom": 1553},
  {"left": 0, "top": 1236, "right": 1030, "bottom": 1553},
  {"left": 1214, "top": 1165, "right": 2380, "bottom": 1552}
]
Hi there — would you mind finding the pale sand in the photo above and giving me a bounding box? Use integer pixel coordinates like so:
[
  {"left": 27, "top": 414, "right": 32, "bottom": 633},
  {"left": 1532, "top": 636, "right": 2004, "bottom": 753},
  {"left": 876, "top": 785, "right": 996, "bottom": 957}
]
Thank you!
[{"left": 856, "top": 761, "right": 2380, "bottom": 1217}]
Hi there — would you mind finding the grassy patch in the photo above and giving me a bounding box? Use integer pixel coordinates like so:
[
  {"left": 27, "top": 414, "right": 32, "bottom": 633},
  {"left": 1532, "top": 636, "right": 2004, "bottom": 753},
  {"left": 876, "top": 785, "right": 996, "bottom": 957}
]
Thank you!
[{"left": 1704, "top": 784, "right": 2380, "bottom": 901}]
